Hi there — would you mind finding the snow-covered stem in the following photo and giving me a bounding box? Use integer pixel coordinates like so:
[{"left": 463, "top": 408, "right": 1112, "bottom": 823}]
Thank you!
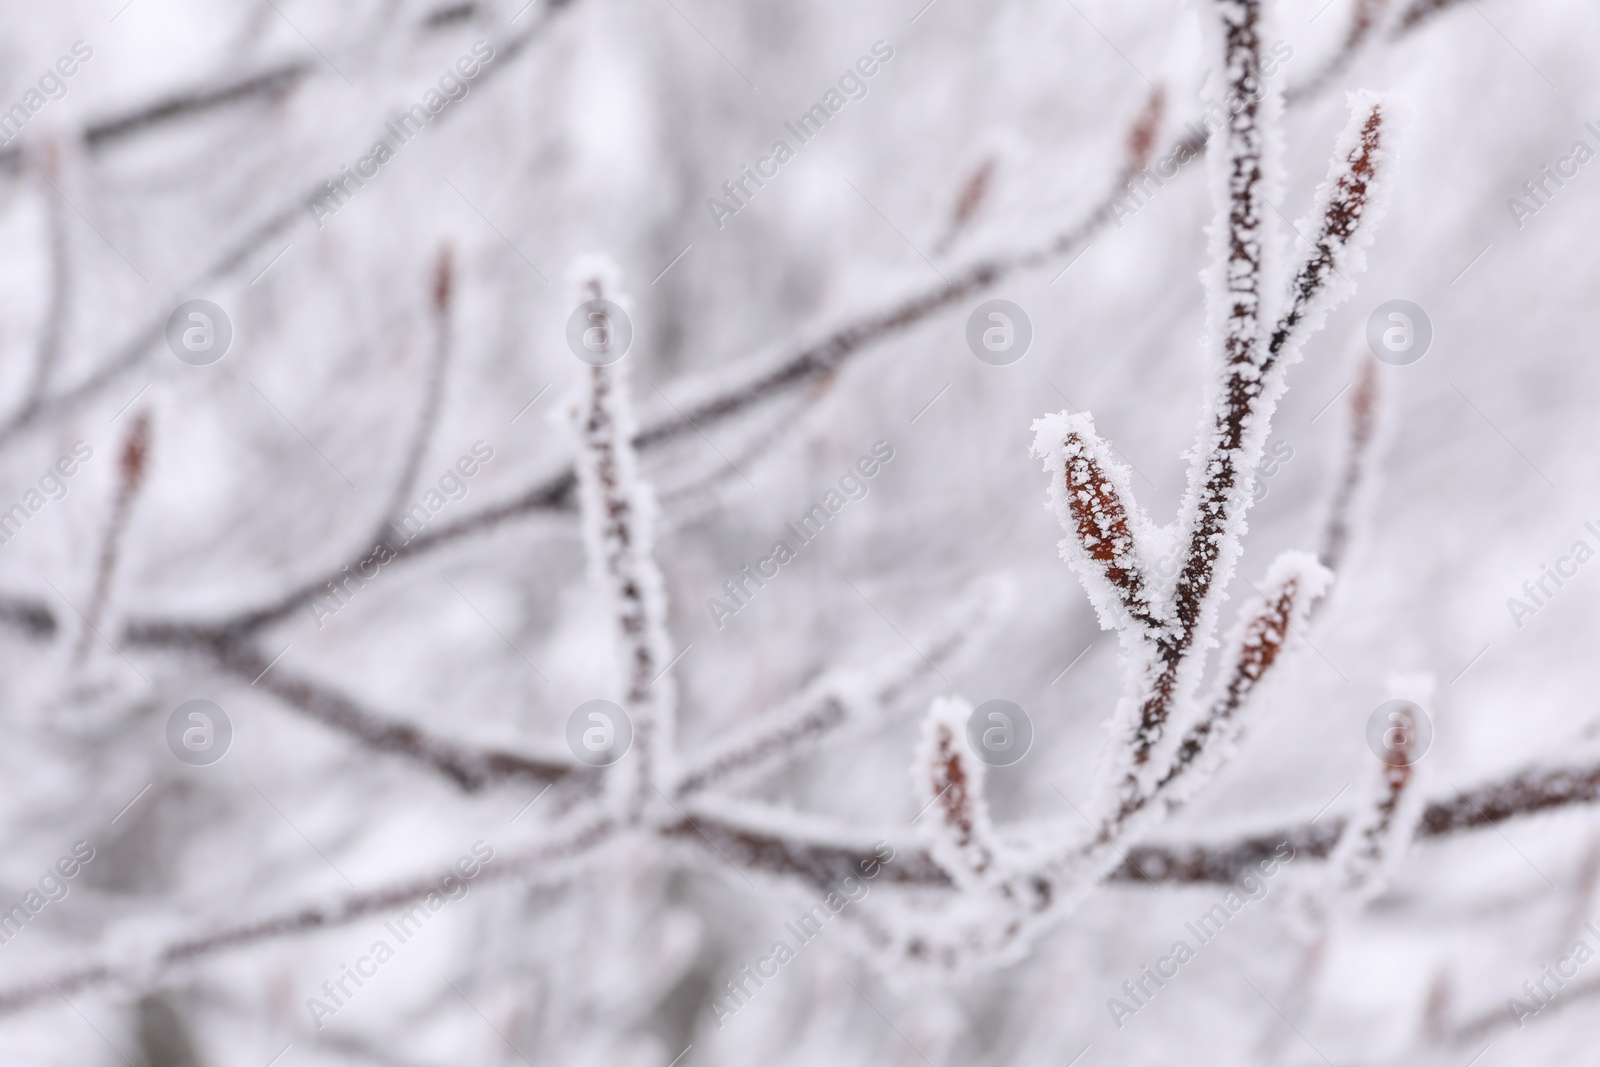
[
  {"left": 1396, "top": 0, "right": 1469, "bottom": 33},
  {"left": 1319, "top": 355, "right": 1382, "bottom": 577},
  {"left": 570, "top": 267, "right": 678, "bottom": 818},
  {"left": 675, "top": 686, "right": 852, "bottom": 797},
  {"left": 1286, "top": 0, "right": 1391, "bottom": 104},
  {"left": 674, "top": 576, "right": 1006, "bottom": 794},
  {"left": 932, "top": 153, "right": 998, "bottom": 255},
  {"left": 93, "top": 58, "right": 1438, "bottom": 655},
  {"left": 71, "top": 410, "right": 152, "bottom": 666},
  {"left": 1267, "top": 91, "right": 1408, "bottom": 368},
  {"left": 18, "top": 139, "right": 69, "bottom": 422},
  {"left": 1099, "top": 0, "right": 1284, "bottom": 813},
  {"left": 0, "top": 6, "right": 572, "bottom": 453},
  {"left": 0, "top": 753, "right": 1596, "bottom": 1019},
  {"left": 379, "top": 244, "right": 455, "bottom": 534},
  {"left": 208, "top": 639, "right": 583, "bottom": 791},
  {"left": 0, "top": 815, "right": 618, "bottom": 1020},
  {"left": 1120, "top": 84, "right": 1167, "bottom": 178},
  {"left": 914, "top": 697, "right": 1003, "bottom": 886},
  {"left": 1106, "top": 82, "right": 1404, "bottom": 819},
  {"left": 1144, "top": 551, "right": 1333, "bottom": 816},
  {"left": 1299, "top": 677, "right": 1433, "bottom": 929}
]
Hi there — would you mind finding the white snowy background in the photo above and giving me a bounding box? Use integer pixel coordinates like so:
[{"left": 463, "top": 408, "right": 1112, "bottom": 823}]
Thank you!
[{"left": 0, "top": 0, "right": 1594, "bottom": 1064}]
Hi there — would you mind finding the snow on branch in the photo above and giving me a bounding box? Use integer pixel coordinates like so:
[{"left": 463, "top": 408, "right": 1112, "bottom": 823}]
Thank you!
[
  {"left": 675, "top": 576, "right": 1007, "bottom": 795},
  {"left": 569, "top": 261, "right": 678, "bottom": 817},
  {"left": 1267, "top": 91, "right": 1409, "bottom": 368},
  {"left": 914, "top": 697, "right": 1003, "bottom": 886},
  {"left": 1110, "top": 76, "right": 1404, "bottom": 810},
  {"left": 89, "top": 28, "right": 1445, "bottom": 657},
  {"left": 3, "top": 750, "right": 1598, "bottom": 1015},
  {"left": 1032, "top": 411, "right": 1164, "bottom": 636},
  {"left": 1056, "top": 0, "right": 1292, "bottom": 818},
  {"left": 1144, "top": 551, "right": 1333, "bottom": 817},
  {"left": 1318, "top": 355, "right": 1382, "bottom": 576},
  {"left": 1287, "top": 0, "right": 1391, "bottom": 104},
  {"left": 210, "top": 640, "right": 584, "bottom": 792},
  {"left": 1308, "top": 676, "right": 1432, "bottom": 917},
  {"left": 0, "top": 816, "right": 618, "bottom": 1020},
  {"left": 378, "top": 244, "right": 456, "bottom": 534},
  {"left": 71, "top": 410, "right": 152, "bottom": 668}
]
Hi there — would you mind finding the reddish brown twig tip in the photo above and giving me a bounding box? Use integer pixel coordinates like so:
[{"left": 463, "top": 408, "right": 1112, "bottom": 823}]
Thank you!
[
  {"left": 1123, "top": 85, "right": 1167, "bottom": 176},
  {"left": 432, "top": 244, "right": 454, "bottom": 313},
  {"left": 120, "top": 411, "right": 152, "bottom": 494}
]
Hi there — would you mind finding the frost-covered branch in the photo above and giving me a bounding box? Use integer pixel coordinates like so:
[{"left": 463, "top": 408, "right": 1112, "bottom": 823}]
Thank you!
[
  {"left": 1298, "top": 679, "right": 1431, "bottom": 926},
  {"left": 825, "top": 1, "right": 1411, "bottom": 971},
  {"left": 207, "top": 639, "right": 583, "bottom": 791},
  {"left": 1319, "top": 355, "right": 1381, "bottom": 576},
  {"left": 676, "top": 577, "right": 1005, "bottom": 794},
  {"left": 1143, "top": 551, "right": 1332, "bottom": 816},
  {"left": 1267, "top": 92, "right": 1406, "bottom": 367},
  {"left": 80, "top": 61, "right": 310, "bottom": 153},
  {"left": 1286, "top": 0, "right": 1391, "bottom": 105},
  {"left": 570, "top": 265, "right": 677, "bottom": 817},
  {"left": 378, "top": 245, "right": 457, "bottom": 535},
  {"left": 15, "top": 142, "right": 70, "bottom": 425},
  {"left": 1098, "top": 0, "right": 1283, "bottom": 813},
  {"left": 1104, "top": 83, "right": 1402, "bottom": 821},
  {"left": 0, "top": 815, "right": 617, "bottom": 1020},
  {"left": 86, "top": 17, "right": 1454, "bottom": 653},
  {"left": 0, "top": 752, "right": 1592, "bottom": 1022},
  {"left": 914, "top": 697, "right": 1003, "bottom": 885},
  {"left": 71, "top": 411, "right": 151, "bottom": 667},
  {"left": 0, "top": 3, "right": 575, "bottom": 451}
]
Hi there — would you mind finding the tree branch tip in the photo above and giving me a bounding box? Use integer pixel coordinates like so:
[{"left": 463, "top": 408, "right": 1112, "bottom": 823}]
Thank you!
[{"left": 432, "top": 242, "right": 455, "bottom": 312}]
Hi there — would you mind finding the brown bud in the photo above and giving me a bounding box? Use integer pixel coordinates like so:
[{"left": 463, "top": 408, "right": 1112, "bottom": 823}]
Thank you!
[{"left": 120, "top": 411, "right": 152, "bottom": 492}]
